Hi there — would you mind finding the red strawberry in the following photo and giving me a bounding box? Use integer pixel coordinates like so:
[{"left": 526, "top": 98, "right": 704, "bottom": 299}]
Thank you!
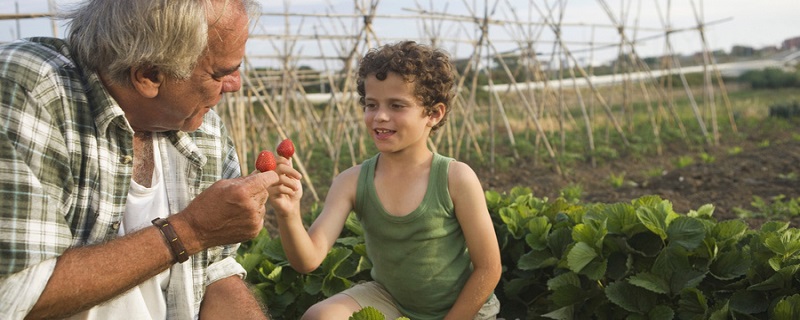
[
  {"left": 277, "top": 138, "right": 295, "bottom": 158},
  {"left": 255, "top": 150, "right": 276, "bottom": 172}
]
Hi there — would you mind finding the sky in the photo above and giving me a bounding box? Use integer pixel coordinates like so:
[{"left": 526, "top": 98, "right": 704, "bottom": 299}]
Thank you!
[{"left": 1, "top": 0, "right": 798, "bottom": 69}]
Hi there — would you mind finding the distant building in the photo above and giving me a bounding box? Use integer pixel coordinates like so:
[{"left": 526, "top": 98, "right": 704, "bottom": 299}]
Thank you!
[
  {"left": 782, "top": 36, "right": 800, "bottom": 50},
  {"left": 757, "top": 46, "right": 780, "bottom": 56},
  {"left": 731, "top": 45, "right": 755, "bottom": 57}
]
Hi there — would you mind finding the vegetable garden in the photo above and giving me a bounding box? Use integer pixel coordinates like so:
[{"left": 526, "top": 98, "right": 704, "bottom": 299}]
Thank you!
[{"left": 220, "top": 1, "right": 800, "bottom": 318}]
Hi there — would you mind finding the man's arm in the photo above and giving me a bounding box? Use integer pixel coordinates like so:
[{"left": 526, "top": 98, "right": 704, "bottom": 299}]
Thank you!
[
  {"left": 199, "top": 276, "right": 268, "bottom": 320},
  {"left": 24, "top": 227, "right": 174, "bottom": 319},
  {"left": 22, "top": 172, "right": 283, "bottom": 319}
]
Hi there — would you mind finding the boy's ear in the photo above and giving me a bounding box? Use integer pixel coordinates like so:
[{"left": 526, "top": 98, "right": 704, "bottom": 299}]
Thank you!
[
  {"left": 130, "top": 66, "right": 163, "bottom": 98},
  {"left": 427, "top": 102, "right": 446, "bottom": 127}
]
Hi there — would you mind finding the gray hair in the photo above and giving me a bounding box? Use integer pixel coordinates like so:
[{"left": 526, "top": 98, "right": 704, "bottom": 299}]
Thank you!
[{"left": 64, "top": 0, "right": 261, "bottom": 86}]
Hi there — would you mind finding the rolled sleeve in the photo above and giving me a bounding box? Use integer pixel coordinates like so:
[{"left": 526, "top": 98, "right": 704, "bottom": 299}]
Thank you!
[
  {"left": 0, "top": 258, "right": 56, "bottom": 319},
  {"left": 204, "top": 255, "right": 246, "bottom": 286}
]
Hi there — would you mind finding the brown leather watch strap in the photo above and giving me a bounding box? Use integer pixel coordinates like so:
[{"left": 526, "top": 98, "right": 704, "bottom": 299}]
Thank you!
[{"left": 152, "top": 217, "right": 189, "bottom": 263}]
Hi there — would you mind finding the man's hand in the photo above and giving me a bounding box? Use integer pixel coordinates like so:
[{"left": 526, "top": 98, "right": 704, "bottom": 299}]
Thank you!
[{"left": 171, "top": 170, "right": 290, "bottom": 253}]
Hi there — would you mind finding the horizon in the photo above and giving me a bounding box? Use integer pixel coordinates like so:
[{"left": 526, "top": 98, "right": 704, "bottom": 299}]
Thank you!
[{"left": 1, "top": 0, "right": 798, "bottom": 69}]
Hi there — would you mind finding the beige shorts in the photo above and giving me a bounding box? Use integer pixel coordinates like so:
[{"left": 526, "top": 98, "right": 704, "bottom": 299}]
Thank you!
[{"left": 340, "top": 281, "right": 500, "bottom": 320}]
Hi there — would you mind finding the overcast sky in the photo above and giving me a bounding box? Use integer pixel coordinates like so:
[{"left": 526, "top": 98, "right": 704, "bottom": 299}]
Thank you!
[{"left": 1, "top": 0, "right": 798, "bottom": 68}]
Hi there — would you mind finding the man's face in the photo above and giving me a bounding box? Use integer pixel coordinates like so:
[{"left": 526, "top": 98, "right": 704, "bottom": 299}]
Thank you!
[{"left": 140, "top": 3, "right": 248, "bottom": 132}]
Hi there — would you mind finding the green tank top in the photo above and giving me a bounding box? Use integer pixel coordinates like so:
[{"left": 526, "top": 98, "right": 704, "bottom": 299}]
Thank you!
[{"left": 355, "top": 153, "right": 471, "bottom": 319}]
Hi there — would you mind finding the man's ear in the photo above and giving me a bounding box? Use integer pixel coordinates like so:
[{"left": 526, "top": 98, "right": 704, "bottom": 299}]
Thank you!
[
  {"left": 427, "top": 102, "right": 446, "bottom": 127},
  {"left": 130, "top": 66, "right": 163, "bottom": 98}
]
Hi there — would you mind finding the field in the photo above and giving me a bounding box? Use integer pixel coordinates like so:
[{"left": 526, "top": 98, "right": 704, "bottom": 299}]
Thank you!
[
  {"left": 473, "top": 115, "right": 800, "bottom": 228},
  {"left": 248, "top": 86, "right": 800, "bottom": 320},
  {"left": 260, "top": 86, "right": 800, "bottom": 237}
]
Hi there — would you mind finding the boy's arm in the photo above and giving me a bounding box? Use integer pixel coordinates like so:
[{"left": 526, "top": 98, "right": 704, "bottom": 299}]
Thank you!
[
  {"left": 445, "top": 162, "right": 503, "bottom": 320},
  {"left": 268, "top": 160, "right": 359, "bottom": 273}
]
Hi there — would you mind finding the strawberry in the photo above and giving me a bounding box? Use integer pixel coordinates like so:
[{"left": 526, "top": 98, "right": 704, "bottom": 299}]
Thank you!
[
  {"left": 277, "top": 138, "right": 295, "bottom": 158},
  {"left": 255, "top": 150, "right": 276, "bottom": 172}
]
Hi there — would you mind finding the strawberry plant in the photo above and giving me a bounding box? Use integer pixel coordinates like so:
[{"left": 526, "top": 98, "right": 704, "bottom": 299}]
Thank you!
[
  {"left": 486, "top": 189, "right": 800, "bottom": 319},
  {"left": 240, "top": 189, "right": 800, "bottom": 319}
]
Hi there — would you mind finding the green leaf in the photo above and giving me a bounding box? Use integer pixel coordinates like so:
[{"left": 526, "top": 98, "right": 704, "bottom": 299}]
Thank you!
[
  {"left": 748, "top": 264, "right": 800, "bottom": 291},
  {"left": 265, "top": 265, "right": 283, "bottom": 283},
  {"left": 525, "top": 216, "right": 552, "bottom": 250},
  {"left": 636, "top": 206, "right": 668, "bottom": 240},
  {"left": 484, "top": 190, "right": 502, "bottom": 208},
  {"left": 349, "top": 306, "right": 386, "bottom": 320},
  {"left": 321, "top": 274, "right": 351, "bottom": 297},
  {"left": 628, "top": 272, "right": 670, "bottom": 294},
  {"left": 503, "top": 277, "right": 536, "bottom": 298},
  {"left": 677, "top": 288, "right": 708, "bottom": 320},
  {"left": 728, "top": 290, "right": 769, "bottom": 314},
  {"left": 548, "top": 228, "right": 574, "bottom": 259},
  {"left": 303, "top": 275, "right": 323, "bottom": 295},
  {"left": 332, "top": 253, "right": 360, "bottom": 278},
  {"left": 599, "top": 203, "right": 639, "bottom": 235},
  {"left": 711, "top": 219, "right": 749, "bottom": 245},
  {"left": 627, "top": 232, "right": 664, "bottom": 257},
  {"left": 263, "top": 236, "right": 289, "bottom": 261},
  {"left": 541, "top": 305, "right": 575, "bottom": 320},
  {"left": 652, "top": 246, "right": 707, "bottom": 295},
  {"left": 581, "top": 259, "right": 607, "bottom": 281},
  {"left": 567, "top": 242, "right": 598, "bottom": 274},
  {"left": 518, "top": 249, "right": 559, "bottom": 270},
  {"left": 605, "top": 280, "right": 658, "bottom": 314},
  {"left": 344, "top": 212, "right": 364, "bottom": 236},
  {"left": 764, "top": 229, "right": 800, "bottom": 257},
  {"left": 321, "top": 247, "right": 352, "bottom": 272},
  {"left": 356, "top": 255, "right": 372, "bottom": 273},
  {"left": 572, "top": 218, "right": 607, "bottom": 249},
  {"left": 239, "top": 252, "right": 266, "bottom": 273},
  {"left": 760, "top": 220, "right": 790, "bottom": 233},
  {"left": 632, "top": 195, "right": 664, "bottom": 208},
  {"left": 708, "top": 302, "right": 730, "bottom": 320},
  {"left": 606, "top": 251, "right": 631, "bottom": 280},
  {"left": 710, "top": 245, "right": 751, "bottom": 280},
  {"left": 550, "top": 284, "right": 587, "bottom": 307},
  {"left": 499, "top": 207, "right": 524, "bottom": 239},
  {"left": 772, "top": 294, "right": 800, "bottom": 320},
  {"left": 687, "top": 203, "right": 715, "bottom": 218},
  {"left": 666, "top": 216, "right": 706, "bottom": 250},
  {"left": 336, "top": 236, "right": 362, "bottom": 247},
  {"left": 649, "top": 305, "right": 675, "bottom": 320},
  {"left": 547, "top": 272, "right": 581, "bottom": 291}
]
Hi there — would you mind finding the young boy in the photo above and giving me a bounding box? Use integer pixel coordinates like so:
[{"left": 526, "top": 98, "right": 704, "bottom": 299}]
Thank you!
[{"left": 268, "top": 41, "right": 502, "bottom": 320}]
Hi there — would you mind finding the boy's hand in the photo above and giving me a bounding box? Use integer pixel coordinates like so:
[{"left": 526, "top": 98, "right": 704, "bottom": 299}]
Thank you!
[{"left": 267, "top": 157, "right": 303, "bottom": 217}]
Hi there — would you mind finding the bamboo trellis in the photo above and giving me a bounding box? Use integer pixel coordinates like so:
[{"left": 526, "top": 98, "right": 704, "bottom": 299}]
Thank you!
[
  {"left": 225, "top": 0, "right": 735, "bottom": 201},
  {"left": 3, "top": 0, "right": 736, "bottom": 202}
]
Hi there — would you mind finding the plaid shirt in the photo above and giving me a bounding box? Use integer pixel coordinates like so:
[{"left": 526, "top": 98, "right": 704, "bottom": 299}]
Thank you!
[{"left": 0, "top": 37, "right": 245, "bottom": 319}]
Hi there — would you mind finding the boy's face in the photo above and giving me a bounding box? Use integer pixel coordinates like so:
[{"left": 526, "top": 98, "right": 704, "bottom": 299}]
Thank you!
[{"left": 363, "top": 72, "right": 442, "bottom": 153}]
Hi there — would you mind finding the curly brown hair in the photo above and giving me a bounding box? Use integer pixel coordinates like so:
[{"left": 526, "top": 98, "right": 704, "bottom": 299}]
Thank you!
[{"left": 356, "top": 41, "right": 455, "bottom": 133}]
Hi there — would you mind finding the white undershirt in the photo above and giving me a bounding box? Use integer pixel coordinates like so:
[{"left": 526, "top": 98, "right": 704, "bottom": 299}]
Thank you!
[{"left": 69, "top": 136, "right": 171, "bottom": 320}]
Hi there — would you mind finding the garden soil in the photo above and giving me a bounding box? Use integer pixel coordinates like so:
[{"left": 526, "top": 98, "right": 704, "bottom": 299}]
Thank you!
[{"left": 475, "top": 119, "right": 800, "bottom": 228}]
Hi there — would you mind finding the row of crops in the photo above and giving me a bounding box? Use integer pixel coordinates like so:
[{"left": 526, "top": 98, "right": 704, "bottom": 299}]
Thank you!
[{"left": 237, "top": 187, "right": 800, "bottom": 320}]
